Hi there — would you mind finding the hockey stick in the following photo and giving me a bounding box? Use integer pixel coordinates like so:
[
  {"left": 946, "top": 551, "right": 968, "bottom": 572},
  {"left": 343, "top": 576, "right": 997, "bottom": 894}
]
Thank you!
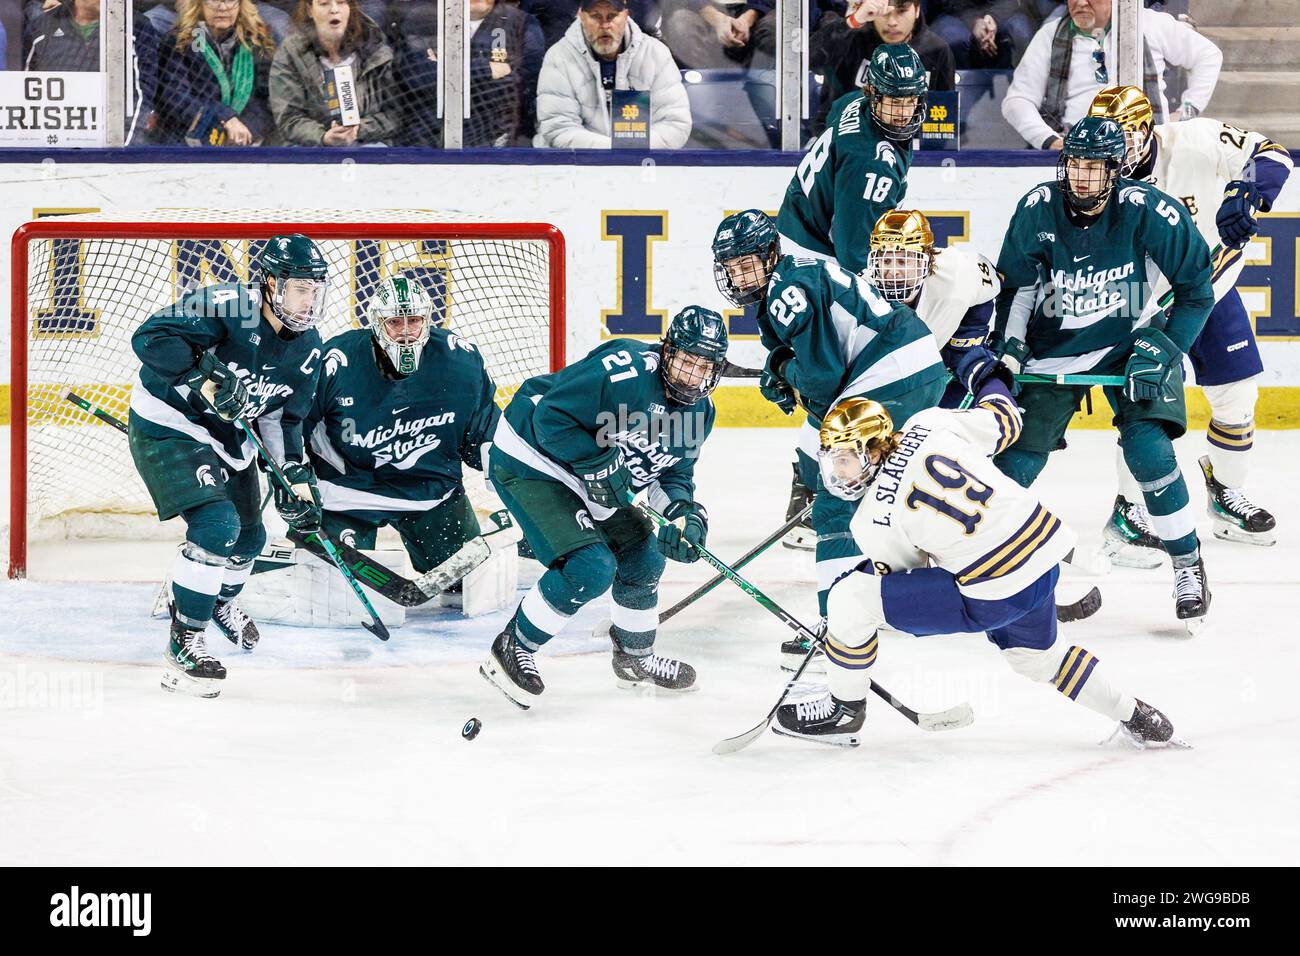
[
  {"left": 659, "top": 502, "right": 813, "bottom": 624},
  {"left": 65, "top": 391, "right": 129, "bottom": 433},
  {"left": 713, "top": 624, "right": 829, "bottom": 755},
  {"left": 1013, "top": 373, "right": 1126, "bottom": 387},
  {"left": 235, "top": 420, "right": 389, "bottom": 640},
  {"left": 721, "top": 360, "right": 762, "bottom": 378},
  {"left": 637, "top": 502, "right": 974, "bottom": 736}
]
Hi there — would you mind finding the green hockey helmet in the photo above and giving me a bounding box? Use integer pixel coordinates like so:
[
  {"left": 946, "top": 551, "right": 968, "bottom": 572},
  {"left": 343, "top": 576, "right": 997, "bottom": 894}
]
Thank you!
[
  {"left": 368, "top": 274, "right": 436, "bottom": 376},
  {"left": 662, "top": 306, "right": 729, "bottom": 406},
  {"left": 1057, "top": 116, "right": 1128, "bottom": 213},
  {"left": 865, "top": 42, "right": 929, "bottom": 141},
  {"left": 256, "top": 233, "right": 329, "bottom": 333},
  {"left": 712, "top": 209, "right": 780, "bottom": 307}
]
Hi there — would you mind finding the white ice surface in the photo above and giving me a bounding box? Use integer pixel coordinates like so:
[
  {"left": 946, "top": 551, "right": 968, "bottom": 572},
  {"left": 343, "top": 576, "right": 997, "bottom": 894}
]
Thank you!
[{"left": 2, "top": 425, "right": 1299, "bottom": 865}]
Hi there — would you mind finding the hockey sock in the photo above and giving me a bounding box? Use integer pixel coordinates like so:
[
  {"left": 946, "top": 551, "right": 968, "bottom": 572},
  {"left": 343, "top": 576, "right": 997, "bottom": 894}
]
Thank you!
[
  {"left": 1002, "top": 644, "right": 1136, "bottom": 722},
  {"left": 220, "top": 522, "right": 266, "bottom": 601},
  {"left": 1204, "top": 378, "right": 1259, "bottom": 489},
  {"left": 172, "top": 501, "right": 240, "bottom": 628},
  {"left": 1114, "top": 443, "right": 1144, "bottom": 504},
  {"left": 825, "top": 630, "right": 878, "bottom": 703},
  {"left": 515, "top": 543, "right": 615, "bottom": 650},
  {"left": 1121, "top": 422, "right": 1198, "bottom": 559},
  {"left": 993, "top": 446, "right": 1049, "bottom": 489},
  {"left": 610, "top": 536, "right": 664, "bottom": 654},
  {"left": 813, "top": 487, "right": 865, "bottom": 617}
]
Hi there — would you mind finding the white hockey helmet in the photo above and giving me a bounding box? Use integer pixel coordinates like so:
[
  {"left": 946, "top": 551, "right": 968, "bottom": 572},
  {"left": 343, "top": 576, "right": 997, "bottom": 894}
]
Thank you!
[{"left": 368, "top": 274, "right": 435, "bottom": 375}]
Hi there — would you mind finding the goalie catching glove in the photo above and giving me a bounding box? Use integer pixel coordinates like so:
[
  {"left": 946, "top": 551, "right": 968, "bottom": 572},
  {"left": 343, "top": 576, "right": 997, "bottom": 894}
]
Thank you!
[
  {"left": 656, "top": 500, "right": 708, "bottom": 563},
  {"left": 574, "top": 446, "right": 635, "bottom": 510},
  {"left": 274, "top": 460, "right": 322, "bottom": 535},
  {"left": 183, "top": 351, "right": 249, "bottom": 422},
  {"left": 1124, "top": 328, "right": 1180, "bottom": 403}
]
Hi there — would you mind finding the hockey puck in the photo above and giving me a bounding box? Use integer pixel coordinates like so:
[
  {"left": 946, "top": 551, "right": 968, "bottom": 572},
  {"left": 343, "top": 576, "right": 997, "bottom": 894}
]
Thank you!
[{"left": 462, "top": 717, "right": 482, "bottom": 741}]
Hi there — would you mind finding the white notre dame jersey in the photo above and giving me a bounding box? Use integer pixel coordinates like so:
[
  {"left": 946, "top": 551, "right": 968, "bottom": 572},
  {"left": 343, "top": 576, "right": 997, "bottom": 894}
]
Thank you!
[
  {"left": 850, "top": 396, "right": 1077, "bottom": 601},
  {"left": 912, "top": 244, "right": 1001, "bottom": 348},
  {"left": 1147, "top": 117, "right": 1293, "bottom": 302}
]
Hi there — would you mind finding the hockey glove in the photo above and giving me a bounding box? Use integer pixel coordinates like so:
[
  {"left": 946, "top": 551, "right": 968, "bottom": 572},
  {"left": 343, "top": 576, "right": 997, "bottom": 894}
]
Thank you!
[
  {"left": 988, "top": 333, "right": 1031, "bottom": 375},
  {"left": 183, "top": 352, "right": 249, "bottom": 422},
  {"left": 759, "top": 345, "right": 797, "bottom": 415},
  {"left": 1124, "top": 329, "right": 1181, "bottom": 404},
  {"left": 275, "top": 460, "right": 322, "bottom": 536},
  {"left": 1216, "top": 180, "right": 1264, "bottom": 251},
  {"left": 574, "top": 447, "right": 635, "bottom": 510},
  {"left": 952, "top": 344, "right": 1016, "bottom": 397},
  {"left": 656, "top": 499, "right": 708, "bottom": 563}
]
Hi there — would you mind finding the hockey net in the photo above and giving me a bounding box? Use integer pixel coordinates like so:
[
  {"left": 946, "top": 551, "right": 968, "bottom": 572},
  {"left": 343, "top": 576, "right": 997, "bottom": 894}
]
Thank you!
[{"left": 8, "top": 212, "right": 565, "bottom": 578}]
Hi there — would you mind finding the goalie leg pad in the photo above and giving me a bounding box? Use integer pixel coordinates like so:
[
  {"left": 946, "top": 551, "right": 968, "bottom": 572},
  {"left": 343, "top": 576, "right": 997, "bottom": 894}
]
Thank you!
[
  {"left": 235, "top": 545, "right": 406, "bottom": 628},
  {"left": 457, "top": 545, "right": 519, "bottom": 617}
]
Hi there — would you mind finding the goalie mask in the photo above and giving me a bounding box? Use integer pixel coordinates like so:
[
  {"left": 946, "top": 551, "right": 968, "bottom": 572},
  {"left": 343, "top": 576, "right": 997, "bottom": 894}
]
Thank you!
[
  {"left": 1057, "top": 116, "right": 1128, "bottom": 215},
  {"left": 866, "top": 209, "right": 934, "bottom": 302},
  {"left": 818, "top": 398, "right": 898, "bottom": 501},
  {"left": 712, "top": 209, "right": 780, "bottom": 307},
  {"left": 1088, "top": 85, "right": 1155, "bottom": 176},
  {"left": 864, "top": 42, "right": 929, "bottom": 142},
  {"left": 368, "top": 274, "right": 435, "bottom": 376},
  {"left": 661, "top": 306, "right": 729, "bottom": 406},
  {"left": 257, "top": 233, "right": 329, "bottom": 333}
]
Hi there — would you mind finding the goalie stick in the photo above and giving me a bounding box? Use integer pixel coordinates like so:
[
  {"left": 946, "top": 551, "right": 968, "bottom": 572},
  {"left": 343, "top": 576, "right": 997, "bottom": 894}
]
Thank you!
[
  {"left": 64, "top": 392, "right": 388, "bottom": 640},
  {"left": 637, "top": 502, "right": 974, "bottom": 742}
]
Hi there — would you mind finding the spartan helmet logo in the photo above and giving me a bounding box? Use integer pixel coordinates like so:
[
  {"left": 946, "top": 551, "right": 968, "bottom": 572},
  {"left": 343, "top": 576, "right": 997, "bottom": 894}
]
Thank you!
[
  {"left": 575, "top": 510, "right": 595, "bottom": 531},
  {"left": 1025, "top": 185, "right": 1052, "bottom": 208},
  {"left": 324, "top": 348, "right": 348, "bottom": 377},
  {"left": 195, "top": 465, "right": 216, "bottom": 488}
]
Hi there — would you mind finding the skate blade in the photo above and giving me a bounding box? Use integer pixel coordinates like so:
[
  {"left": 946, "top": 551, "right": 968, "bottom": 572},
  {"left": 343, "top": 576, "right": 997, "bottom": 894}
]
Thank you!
[
  {"left": 160, "top": 665, "right": 222, "bottom": 699},
  {"left": 1212, "top": 522, "right": 1276, "bottom": 547},
  {"left": 478, "top": 660, "right": 535, "bottom": 711},
  {"left": 770, "top": 724, "right": 860, "bottom": 748},
  {"left": 1103, "top": 725, "right": 1192, "bottom": 750},
  {"left": 1101, "top": 541, "right": 1164, "bottom": 570},
  {"left": 1180, "top": 614, "right": 1210, "bottom": 638},
  {"left": 781, "top": 529, "right": 816, "bottom": 552},
  {"left": 615, "top": 677, "right": 699, "bottom": 694}
]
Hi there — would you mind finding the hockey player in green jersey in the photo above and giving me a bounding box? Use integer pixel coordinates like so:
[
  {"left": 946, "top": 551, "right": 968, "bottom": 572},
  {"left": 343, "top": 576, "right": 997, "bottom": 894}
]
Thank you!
[
  {"left": 776, "top": 41, "right": 928, "bottom": 274},
  {"left": 481, "top": 307, "right": 727, "bottom": 708},
  {"left": 991, "top": 117, "right": 1216, "bottom": 634},
  {"left": 297, "top": 275, "right": 520, "bottom": 620},
  {"left": 713, "top": 209, "right": 945, "bottom": 666},
  {"left": 130, "top": 234, "right": 330, "bottom": 697}
]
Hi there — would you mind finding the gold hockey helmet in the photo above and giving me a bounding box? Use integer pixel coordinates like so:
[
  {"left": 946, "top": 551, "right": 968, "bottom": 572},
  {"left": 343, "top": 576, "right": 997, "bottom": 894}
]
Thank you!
[
  {"left": 867, "top": 209, "right": 935, "bottom": 302},
  {"left": 1088, "top": 85, "right": 1154, "bottom": 174},
  {"left": 818, "top": 398, "right": 898, "bottom": 501}
]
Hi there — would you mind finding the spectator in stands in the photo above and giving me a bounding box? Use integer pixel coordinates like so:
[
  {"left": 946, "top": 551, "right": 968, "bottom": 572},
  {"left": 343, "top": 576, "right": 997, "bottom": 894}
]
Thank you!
[
  {"left": 258, "top": 0, "right": 384, "bottom": 43},
  {"left": 23, "top": 0, "right": 99, "bottom": 70},
  {"left": 1001, "top": 0, "right": 1221, "bottom": 150},
  {"left": 153, "top": 0, "right": 276, "bottom": 146},
  {"left": 535, "top": 0, "right": 690, "bottom": 148},
  {"left": 810, "top": 0, "right": 954, "bottom": 135},
  {"left": 393, "top": 0, "right": 545, "bottom": 147},
  {"left": 929, "top": 1, "right": 1042, "bottom": 68},
  {"left": 524, "top": 0, "right": 662, "bottom": 50},
  {"left": 269, "top": 0, "right": 399, "bottom": 146},
  {"left": 659, "top": 0, "right": 770, "bottom": 70}
]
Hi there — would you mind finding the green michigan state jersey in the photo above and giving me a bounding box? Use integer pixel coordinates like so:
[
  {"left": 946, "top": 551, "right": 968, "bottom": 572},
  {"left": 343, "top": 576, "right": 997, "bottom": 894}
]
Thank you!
[
  {"left": 759, "top": 256, "right": 944, "bottom": 419},
  {"left": 304, "top": 327, "right": 499, "bottom": 515},
  {"left": 776, "top": 91, "right": 913, "bottom": 273},
  {"left": 493, "top": 339, "right": 715, "bottom": 511},
  {"left": 129, "top": 282, "right": 323, "bottom": 468},
  {"left": 995, "top": 180, "right": 1214, "bottom": 372}
]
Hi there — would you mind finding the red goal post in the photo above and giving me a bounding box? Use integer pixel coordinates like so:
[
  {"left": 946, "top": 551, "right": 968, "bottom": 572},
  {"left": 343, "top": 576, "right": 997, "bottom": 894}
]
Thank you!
[{"left": 8, "top": 217, "right": 566, "bottom": 579}]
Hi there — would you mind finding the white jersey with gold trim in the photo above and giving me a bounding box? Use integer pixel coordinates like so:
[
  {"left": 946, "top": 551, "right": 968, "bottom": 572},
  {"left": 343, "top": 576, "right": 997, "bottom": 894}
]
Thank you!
[
  {"left": 849, "top": 396, "right": 1077, "bottom": 601},
  {"left": 1147, "top": 117, "right": 1294, "bottom": 301},
  {"left": 910, "top": 244, "right": 1001, "bottom": 348}
]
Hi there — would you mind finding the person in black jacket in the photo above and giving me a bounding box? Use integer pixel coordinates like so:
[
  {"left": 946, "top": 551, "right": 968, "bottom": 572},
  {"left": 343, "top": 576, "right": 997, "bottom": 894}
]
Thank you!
[
  {"left": 929, "top": 0, "right": 1046, "bottom": 68},
  {"left": 809, "top": 0, "right": 954, "bottom": 136},
  {"left": 24, "top": 0, "right": 99, "bottom": 70},
  {"left": 393, "top": 0, "right": 546, "bottom": 147},
  {"left": 153, "top": 0, "right": 277, "bottom": 146}
]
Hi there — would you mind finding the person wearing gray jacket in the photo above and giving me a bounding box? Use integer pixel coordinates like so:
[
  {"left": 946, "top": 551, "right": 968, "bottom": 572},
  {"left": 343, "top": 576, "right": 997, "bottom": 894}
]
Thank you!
[{"left": 535, "top": 0, "right": 692, "bottom": 149}]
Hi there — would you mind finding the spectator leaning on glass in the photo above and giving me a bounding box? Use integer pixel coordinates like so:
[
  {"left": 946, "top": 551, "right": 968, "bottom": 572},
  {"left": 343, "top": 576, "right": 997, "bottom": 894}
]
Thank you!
[
  {"left": 659, "top": 0, "right": 770, "bottom": 71},
  {"left": 535, "top": 0, "right": 691, "bottom": 149},
  {"left": 154, "top": 0, "right": 276, "bottom": 146},
  {"left": 269, "top": 0, "right": 398, "bottom": 146},
  {"left": 24, "top": 0, "right": 99, "bottom": 70},
  {"left": 810, "top": 0, "right": 955, "bottom": 135},
  {"left": 1001, "top": 0, "right": 1221, "bottom": 150},
  {"left": 929, "top": 1, "right": 1046, "bottom": 69}
]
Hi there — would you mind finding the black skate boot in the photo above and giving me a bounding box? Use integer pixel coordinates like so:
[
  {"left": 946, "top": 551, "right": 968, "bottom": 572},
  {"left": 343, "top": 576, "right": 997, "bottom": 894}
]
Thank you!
[
  {"left": 782, "top": 463, "right": 816, "bottom": 551},
  {"left": 1199, "top": 455, "right": 1276, "bottom": 547},
  {"left": 772, "top": 692, "right": 865, "bottom": 747},
  {"left": 1110, "top": 699, "right": 1189, "bottom": 749},
  {"left": 161, "top": 606, "right": 226, "bottom": 698},
  {"left": 480, "top": 614, "right": 544, "bottom": 709},
  {"left": 781, "top": 618, "right": 826, "bottom": 673},
  {"left": 212, "top": 598, "right": 259, "bottom": 651},
  {"left": 1173, "top": 556, "right": 1210, "bottom": 636},
  {"left": 608, "top": 628, "right": 697, "bottom": 692},
  {"left": 1101, "top": 495, "right": 1165, "bottom": 569}
]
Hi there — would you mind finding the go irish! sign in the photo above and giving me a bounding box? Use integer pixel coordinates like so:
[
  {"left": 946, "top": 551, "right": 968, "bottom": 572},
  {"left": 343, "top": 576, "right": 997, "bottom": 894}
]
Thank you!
[{"left": 0, "top": 73, "right": 105, "bottom": 148}]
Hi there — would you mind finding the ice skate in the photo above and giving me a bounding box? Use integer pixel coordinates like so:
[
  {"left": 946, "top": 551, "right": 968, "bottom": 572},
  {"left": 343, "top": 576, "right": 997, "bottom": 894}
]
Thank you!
[
  {"left": 161, "top": 607, "right": 226, "bottom": 699},
  {"left": 1101, "top": 495, "right": 1164, "bottom": 569},
  {"left": 772, "top": 692, "right": 864, "bottom": 747},
  {"left": 1107, "top": 699, "right": 1190, "bottom": 749},
  {"left": 1199, "top": 455, "right": 1276, "bottom": 547},
  {"left": 212, "top": 598, "right": 259, "bottom": 651},
  {"left": 480, "top": 614, "right": 544, "bottom": 709}
]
